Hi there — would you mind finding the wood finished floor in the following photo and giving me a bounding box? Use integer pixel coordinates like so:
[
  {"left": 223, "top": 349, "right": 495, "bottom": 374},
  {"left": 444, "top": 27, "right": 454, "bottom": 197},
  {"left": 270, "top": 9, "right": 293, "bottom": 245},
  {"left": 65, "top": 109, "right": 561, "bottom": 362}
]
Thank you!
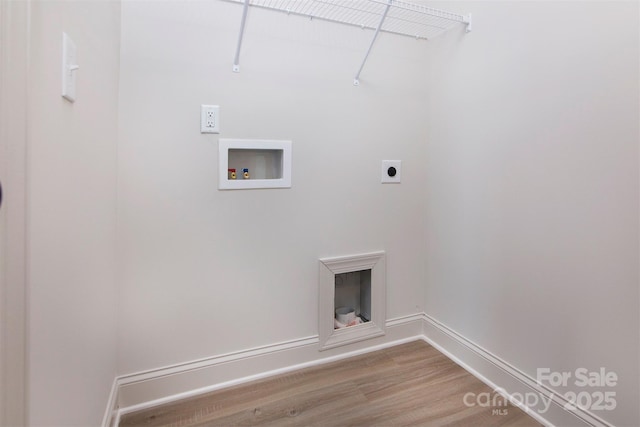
[{"left": 119, "top": 340, "right": 541, "bottom": 427}]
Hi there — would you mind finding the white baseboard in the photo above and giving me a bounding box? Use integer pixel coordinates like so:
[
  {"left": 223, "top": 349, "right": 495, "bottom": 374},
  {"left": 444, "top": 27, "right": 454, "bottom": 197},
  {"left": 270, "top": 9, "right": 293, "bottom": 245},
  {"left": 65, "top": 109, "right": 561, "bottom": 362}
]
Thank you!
[
  {"left": 102, "top": 378, "right": 119, "bottom": 427},
  {"left": 421, "top": 313, "right": 614, "bottom": 427},
  {"left": 103, "top": 312, "right": 614, "bottom": 427},
  {"left": 104, "top": 313, "right": 423, "bottom": 427}
]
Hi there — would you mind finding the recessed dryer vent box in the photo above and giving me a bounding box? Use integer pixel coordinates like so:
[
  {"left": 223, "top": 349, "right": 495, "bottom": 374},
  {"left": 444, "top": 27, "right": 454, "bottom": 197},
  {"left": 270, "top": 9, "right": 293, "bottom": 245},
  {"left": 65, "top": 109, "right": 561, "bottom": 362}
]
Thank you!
[
  {"left": 318, "top": 251, "right": 386, "bottom": 351},
  {"left": 219, "top": 139, "right": 292, "bottom": 190}
]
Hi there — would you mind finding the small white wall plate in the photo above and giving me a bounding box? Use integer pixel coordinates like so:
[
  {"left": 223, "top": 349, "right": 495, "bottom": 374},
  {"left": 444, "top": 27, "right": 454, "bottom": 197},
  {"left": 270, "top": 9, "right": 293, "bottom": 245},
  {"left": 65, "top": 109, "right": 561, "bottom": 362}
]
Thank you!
[
  {"left": 62, "top": 32, "right": 78, "bottom": 102},
  {"left": 381, "top": 160, "right": 401, "bottom": 183}
]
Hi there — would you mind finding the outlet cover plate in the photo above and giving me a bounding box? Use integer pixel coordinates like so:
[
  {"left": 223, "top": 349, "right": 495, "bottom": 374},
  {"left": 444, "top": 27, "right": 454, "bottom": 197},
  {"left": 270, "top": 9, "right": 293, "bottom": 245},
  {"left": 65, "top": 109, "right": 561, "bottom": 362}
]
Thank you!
[
  {"left": 381, "top": 160, "right": 401, "bottom": 183},
  {"left": 201, "top": 105, "right": 220, "bottom": 134}
]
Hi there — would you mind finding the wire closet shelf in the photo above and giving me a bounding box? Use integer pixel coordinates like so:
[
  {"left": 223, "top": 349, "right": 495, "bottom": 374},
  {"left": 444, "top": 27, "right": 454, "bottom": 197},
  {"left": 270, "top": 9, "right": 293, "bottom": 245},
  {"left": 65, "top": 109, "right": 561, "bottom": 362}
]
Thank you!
[
  {"left": 229, "top": 0, "right": 470, "bottom": 40},
  {"left": 226, "top": 0, "right": 471, "bottom": 84}
]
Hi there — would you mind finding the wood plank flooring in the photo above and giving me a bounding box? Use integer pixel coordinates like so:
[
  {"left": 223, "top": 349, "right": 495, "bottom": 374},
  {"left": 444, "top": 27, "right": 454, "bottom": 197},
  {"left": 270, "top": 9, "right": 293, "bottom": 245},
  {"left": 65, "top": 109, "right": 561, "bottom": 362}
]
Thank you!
[{"left": 119, "top": 340, "right": 541, "bottom": 427}]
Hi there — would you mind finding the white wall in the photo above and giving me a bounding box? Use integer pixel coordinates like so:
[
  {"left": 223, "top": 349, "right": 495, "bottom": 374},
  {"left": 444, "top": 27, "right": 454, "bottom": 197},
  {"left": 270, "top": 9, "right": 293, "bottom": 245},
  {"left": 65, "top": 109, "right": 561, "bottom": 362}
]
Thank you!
[
  {"left": 0, "top": 1, "right": 29, "bottom": 423},
  {"left": 11, "top": 0, "right": 638, "bottom": 424},
  {"left": 117, "top": 0, "right": 429, "bottom": 373},
  {"left": 117, "top": 1, "right": 639, "bottom": 425},
  {"left": 423, "top": 2, "right": 639, "bottom": 426},
  {"left": 27, "top": 1, "right": 121, "bottom": 425}
]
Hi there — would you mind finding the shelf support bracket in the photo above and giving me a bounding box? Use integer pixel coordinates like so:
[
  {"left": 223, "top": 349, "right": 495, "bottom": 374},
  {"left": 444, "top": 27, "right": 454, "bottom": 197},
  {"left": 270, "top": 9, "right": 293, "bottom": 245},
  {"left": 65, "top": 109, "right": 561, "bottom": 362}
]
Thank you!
[
  {"left": 353, "top": 0, "right": 392, "bottom": 86},
  {"left": 233, "top": 0, "right": 250, "bottom": 73},
  {"left": 464, "top": 13, "right": 472, "bottom": 33}
]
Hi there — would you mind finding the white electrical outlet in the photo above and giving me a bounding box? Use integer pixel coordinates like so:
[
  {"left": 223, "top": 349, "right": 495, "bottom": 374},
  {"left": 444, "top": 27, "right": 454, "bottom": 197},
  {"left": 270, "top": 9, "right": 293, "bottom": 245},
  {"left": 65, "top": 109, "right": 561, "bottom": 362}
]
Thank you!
[{"left": 201, "top": 105, "right": 220, "bottom": 134}]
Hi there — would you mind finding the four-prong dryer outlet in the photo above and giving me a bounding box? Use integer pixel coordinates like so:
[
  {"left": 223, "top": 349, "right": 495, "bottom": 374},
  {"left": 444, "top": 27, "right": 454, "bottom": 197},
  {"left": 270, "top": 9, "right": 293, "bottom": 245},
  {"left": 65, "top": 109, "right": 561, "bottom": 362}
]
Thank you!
[{"left": 381, "top": 160, "right": 401, "bottom": 183}]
